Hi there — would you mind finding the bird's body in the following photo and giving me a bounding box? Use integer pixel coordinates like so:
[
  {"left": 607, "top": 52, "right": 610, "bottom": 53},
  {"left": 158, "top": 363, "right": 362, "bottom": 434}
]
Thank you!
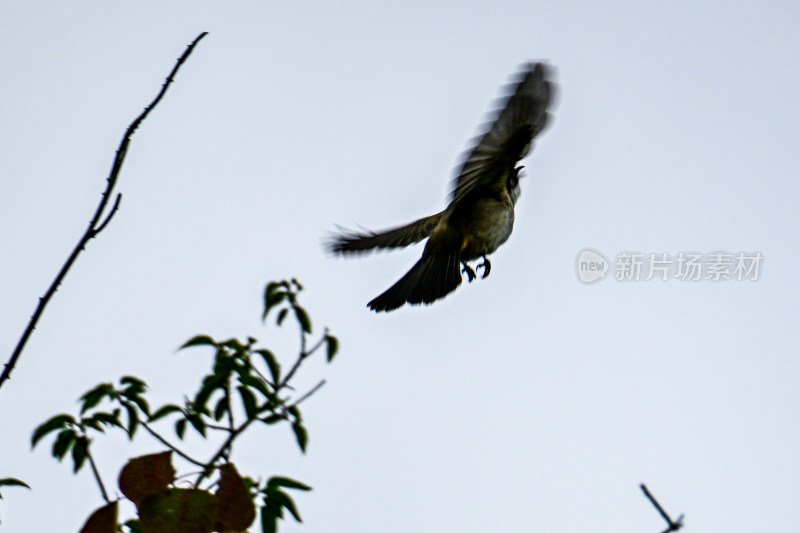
[{"left": 329, "top": 63, "right": 554, "bottom": 312}]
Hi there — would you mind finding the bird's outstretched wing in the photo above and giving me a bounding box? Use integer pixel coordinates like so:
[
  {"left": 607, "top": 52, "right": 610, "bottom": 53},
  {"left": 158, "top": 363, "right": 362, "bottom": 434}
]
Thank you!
[
  {"left": 450, "top": 63, "right": 554, "bottom": 208},
  {"left": 327, "top": 212, "right": 443, "bottom": 254}
]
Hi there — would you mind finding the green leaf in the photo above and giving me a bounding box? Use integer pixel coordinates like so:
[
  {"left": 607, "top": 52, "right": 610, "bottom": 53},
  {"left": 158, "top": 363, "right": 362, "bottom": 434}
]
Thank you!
[
  {"left": 276, "top": 308, "right": 289, "bottom": 327},
  {"left": 92, "top": 411, "right": 121, "bottom": 428},
  {"left": 186, "top": 413, "right": 206, "bottom": 437},
  {"left": 175, "top": 418, "right": 187, "bottom": 440},
  {"left": 269, "top": 489, "right": 303, "bottom": 522},
  {"left": 149, "top": 404, "right": 182, "bottom": 422},
  {"left": 193, "top": 374, "right": 225, "bottom": 415},
  {"left": 213, "top": 396, "right": 229, "bottom": 421},
  {"left": 122, "top": 403, "right": 139, "bottom": 438},
  {"left": 179, "top": 335, "right": 216, "bottom": 349},
  {"left": 238, "top": 374, "right": 273, "bottom": 402},
  {"left": 52, "top": 429, "right": 77, "bottom": 459},
  {"left": 293, "top": 305, "right": 312, "bottom": 333},
  {"left": 291, "top": 422, "right": 308, "bottom": 453},
  {"left": 212, "top": 348, "right": 237, "bottom": 376},
  {"left": 138, "top": 488, "right": 215, "bottom": 533},
  {"left": 255, "top": 349, "right": 280, "bottom": 384},
  {"left": 80, "top": 383, "right": 113, "bottom": 414},
  {"left": 120, "top": 376, "right": 147, "bottom": 395},
  {"left": 0, "top": 478, "right": 30, "bottom": 489},
  {"left": 126, "top": 394, "right": 150, "bottom": 418},
  {"left": 238, "top": 386, "right": 258, "bottom": 420},
  {"left": 81, "top": 416, "right": 103, "bottom": 432},
  {"left": 260, "top": 504, "right": 278, "bottom": 533},
  {"left": 267, "top": 477, "right": 312, "bottom": 491},
  {"left": 261, "top": 414, "right": 284, "bottom": 425},
  {"left": 71, "top": 436, "right": 88, "bottom": 473},
  {"left": 31, "top": 414, "right": 76, "bottom": 448},
  {"left": 325, "top": 335, "right": 339, "bottom": 362},
  {"left": 221, "top": 338, "right": 245, "bottom": 352},
  {"left": 263, "top": 282, "right": 288, "bottom": 321},
  {"left": 0, "top": 478, "right": 30, "bottom": 500}
]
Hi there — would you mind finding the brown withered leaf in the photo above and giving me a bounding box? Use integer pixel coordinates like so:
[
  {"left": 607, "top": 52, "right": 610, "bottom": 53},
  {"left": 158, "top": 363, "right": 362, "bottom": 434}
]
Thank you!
[
  {"left": 213, "top": 463, "right": 256, "bottom": 532},
  {"left": 79, "top": 501, "right": 118, "bottom": 533},
  {"left": 118, "top": 451, "right": 176, "bottom": 505}
]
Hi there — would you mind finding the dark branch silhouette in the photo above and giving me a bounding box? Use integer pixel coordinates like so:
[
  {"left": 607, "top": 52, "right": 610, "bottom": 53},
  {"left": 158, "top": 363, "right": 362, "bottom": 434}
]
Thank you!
[
  {"left": 1, "top": 32, "right": 209, "bottom": 393},
  {"left": 641, "top": 483, "right": 684, "bottom": 532}
]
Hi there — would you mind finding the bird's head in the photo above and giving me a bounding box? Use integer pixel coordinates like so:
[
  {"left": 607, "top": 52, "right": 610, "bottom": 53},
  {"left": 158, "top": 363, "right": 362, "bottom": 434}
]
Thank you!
[{"left": 508, "top": 165, "right": 524, "bottom": 204}]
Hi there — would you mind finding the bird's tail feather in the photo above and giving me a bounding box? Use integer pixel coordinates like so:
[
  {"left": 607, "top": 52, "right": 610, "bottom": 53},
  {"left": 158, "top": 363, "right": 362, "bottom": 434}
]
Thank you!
[
  {"left": 328, "top": 212, "right": 443, "bottom": 255},
  {"left": 368, "top": 251, "right": 462, "bottom": 312}
]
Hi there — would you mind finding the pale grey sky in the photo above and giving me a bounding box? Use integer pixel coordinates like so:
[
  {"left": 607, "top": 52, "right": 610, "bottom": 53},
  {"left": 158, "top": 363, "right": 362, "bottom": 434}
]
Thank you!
[{"left": 2, "top": 2, "right": 800, "bottom": 532}]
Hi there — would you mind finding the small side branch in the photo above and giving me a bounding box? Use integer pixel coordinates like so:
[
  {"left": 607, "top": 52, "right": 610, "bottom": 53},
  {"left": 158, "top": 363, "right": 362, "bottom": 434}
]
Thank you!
[
  {"left": 140, "top": 419, "right": 205, "bottom": 468},
  {"left": 641, "top": 483, "right": 683, "bottom": 532},
  {"left": 92, "top": 193, "right": 122, "bottom": 235},
  {"left": 193, "top": 417, "right": 256, "bottom": 489},
  {"left": 86, "top": 446, "right": 110, "bottom": 503},
  {"left": 292, "top": 379, "right": 326, "bottom": 406},
  {"left": 0, "top": 32, "right": 209, "bottom": 394},
  {"left": 279, "top": 327, "right": 329, "bottom": 391}
]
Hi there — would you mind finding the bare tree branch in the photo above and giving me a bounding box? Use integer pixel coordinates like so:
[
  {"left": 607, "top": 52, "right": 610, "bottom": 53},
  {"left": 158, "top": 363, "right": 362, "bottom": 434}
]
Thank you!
[
  {"left": 1, "top": 32, "right": 209, "bottom": 393},
  {"left": 641, "top": 483, "right": 684, "bottom": 532}
]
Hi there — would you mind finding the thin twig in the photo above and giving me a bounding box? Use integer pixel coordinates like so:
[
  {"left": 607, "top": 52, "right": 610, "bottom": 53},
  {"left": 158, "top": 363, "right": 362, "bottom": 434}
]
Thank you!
[
  {"left": 205, "top": 422, "right": 233, "bottom": 432},
  {"left": 193, "top": 417, "right": 256, "bottom": 489},
  {"left": 249, "top": 363, "right": 275, "bottom": 390},
  {"left": 278, "top": 326, "right": 329, "bottom": 391},
  {"left": 140, "top": 419, "right": 205, "bottom": 468},
  {"left": 86, "top": 444, "right": 110, "bottom": 503},
  {"left": 278, "top": 340, "right": 307, "bottom": 391},
  {"left": 225, "top": 378, "right": 235, "bottom": 432},
  {"left": 113, "top": 393, "right": 207, "bottom": 467},
  {"left": 291, "top": 379, "right": 326, "bottom": 407},
  {"left": 1, "top": 32, "right": 209, "bottom": 393},
  {"left": 641, "top": 483, "right": 683, "bottom": 532},
  {"left": 304, "top": 327, "right": 330, "bottom": 357},
  {"left": 278, "top": 350, "right": 307, "bottom": 392}
]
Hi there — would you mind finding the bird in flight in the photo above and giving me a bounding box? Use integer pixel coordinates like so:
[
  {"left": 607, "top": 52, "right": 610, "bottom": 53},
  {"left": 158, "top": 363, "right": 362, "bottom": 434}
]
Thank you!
[{"left": 328, "top": 63, "right": 555, "bottom": 312}]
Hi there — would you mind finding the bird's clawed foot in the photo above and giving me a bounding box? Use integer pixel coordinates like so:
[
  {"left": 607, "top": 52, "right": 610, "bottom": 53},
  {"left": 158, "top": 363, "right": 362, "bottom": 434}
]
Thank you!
[
  {"left": 462, "top": 257, "right": 491, "bottom": 282},
  {"left": 477, "top": 256, "right": 491, "bottom": 279},
  {"left": 461, "top": 262, "right": 476, "bottom": 283}
]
